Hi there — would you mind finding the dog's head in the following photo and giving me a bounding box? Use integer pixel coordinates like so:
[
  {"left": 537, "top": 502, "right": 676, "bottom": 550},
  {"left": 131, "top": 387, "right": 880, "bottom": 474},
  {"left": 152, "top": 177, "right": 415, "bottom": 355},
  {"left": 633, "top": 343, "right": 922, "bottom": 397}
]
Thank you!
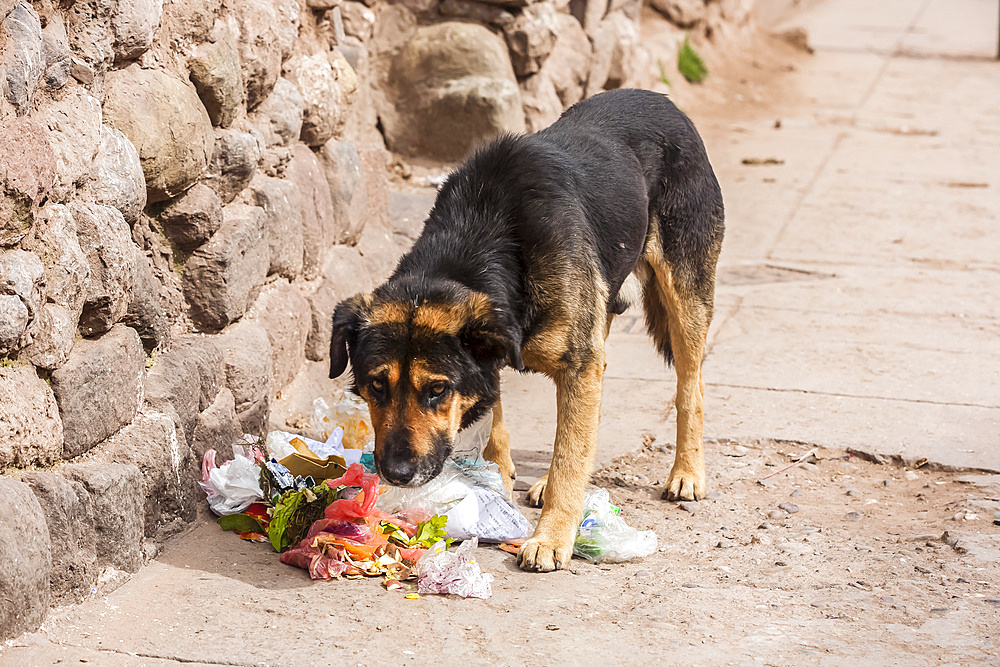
[{"left": 329, "top": 277, "right": 521, "bottom": 487}]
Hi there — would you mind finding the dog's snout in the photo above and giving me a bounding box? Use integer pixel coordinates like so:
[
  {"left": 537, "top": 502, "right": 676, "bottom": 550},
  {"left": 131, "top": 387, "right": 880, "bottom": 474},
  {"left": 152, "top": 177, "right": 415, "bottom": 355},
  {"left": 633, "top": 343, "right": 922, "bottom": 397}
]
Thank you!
[
  {"left": 379, "top": 455, "right": 418, "bottom": 486},
  {"left": 378, "top": 430, "right": 420, "bottom": 486}
]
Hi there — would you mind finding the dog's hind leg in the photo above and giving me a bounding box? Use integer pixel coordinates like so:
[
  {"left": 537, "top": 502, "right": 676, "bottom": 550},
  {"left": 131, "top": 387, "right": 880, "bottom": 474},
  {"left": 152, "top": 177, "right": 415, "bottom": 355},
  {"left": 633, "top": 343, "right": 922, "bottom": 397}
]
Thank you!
[
  {"left": 646, "top": 261, "right": 712, "bottom": 501},
  {"left": 483, "top": 396, "right": 516, "bottom": 495}
]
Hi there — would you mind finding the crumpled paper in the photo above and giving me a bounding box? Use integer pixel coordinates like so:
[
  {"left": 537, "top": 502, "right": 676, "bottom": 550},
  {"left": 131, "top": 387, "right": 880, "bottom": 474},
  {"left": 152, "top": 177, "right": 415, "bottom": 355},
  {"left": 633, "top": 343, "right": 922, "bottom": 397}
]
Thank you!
[{"left": 417, "top": 537, "right": 493, "bottom": 599}]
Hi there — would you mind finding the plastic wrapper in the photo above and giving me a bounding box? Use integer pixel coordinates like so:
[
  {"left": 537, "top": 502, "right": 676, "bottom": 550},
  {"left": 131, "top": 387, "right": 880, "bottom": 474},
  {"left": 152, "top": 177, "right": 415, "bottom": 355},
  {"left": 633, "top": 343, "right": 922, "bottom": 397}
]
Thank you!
[
  {"left": 417, "top": 537, "right": 493, "bottom": 599},
  {"left": 444, "top": 488, "right": 533, "bottom": 543},
  {"left": 313, "top": 394, "right": 374, "bottom": 450},
  {"left": 573, "top": 487, "right": 657, "bottom": 563},
  {"left": 200, "top": 445, "right": 265, "bottom": 516}
]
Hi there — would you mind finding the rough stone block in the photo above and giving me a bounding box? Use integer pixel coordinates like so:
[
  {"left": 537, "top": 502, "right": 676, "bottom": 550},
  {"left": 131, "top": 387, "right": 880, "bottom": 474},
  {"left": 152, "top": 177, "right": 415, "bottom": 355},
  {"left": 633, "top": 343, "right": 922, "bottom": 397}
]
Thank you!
[
  {"left": 215, "top": 320, "right": 272, "bottom": 435},
  {"left": 20, "top": 302, "right": 76, "bottom": 369},
  {"left": 202, "top": 128, "right": 263, "bottom": 205},
  {"left": 19, "top": 204, "right": 89, "bottom": 318},
  {"left": 586, "top": 11, "right": 639, "bottom": 95},
  {"left": 188, "top": 17, "right": 243, "bottom": 128},
  {"left": 84, "top": 125, "right": 147, "bottom": 225},
  {"left": 51, "top": 324, "right": 145, "bottom": 458},
  {"left": 0, "top": 248, "right": 43, "bottom": 356},
  {"left": 1, "top": 1, "right": 43, "bottom": 116},
  {"left": 285, "top": 144, "right": 335, "bottom": 279},
  {"left": 158, "top": 0, "right": 221, "bottom": 43},
  {"left": 0, "top": 363, "right": 63, "bottom": 467},
  {"left": 112, "top": 0, "right": 163, "bottom": 62},
  {"left": 0, "top": 118, "right": 55, "bottom": 247},
  {"left": 385, "top": 21, "right": 525, "bottom": 161},
  {"left": 234, "top": 0, "right": 300, "bottom": 110},
  {"left": 60, "top": 462, "right": 144, "bottom": 573},
  {"left": 122, "top": 250, "right": 170, "bottom": 351},
  {"left": 72, "top": 202, "right": 138, "bottom": 336},
  {"left": 319, "top": 140, "right": 368, "bottom": 245},
  {"left": 40, "top": 12, "right": 71, "bottom": 89},
  {"left": 21, "top": 471, "right": 98, "bottom": 604},
  {"left": 249, "top": 174, "right": 304, "bottom": 279},
  {"left": 145, "top": 334, "right": 226, "bottom": 442},
  {"left": 248, "top": 281, "right": 310, "bottom": 392},
  {"left": 250, "top": 76, "right": 304, "bottom": 148},
  {"left": 0, "top": 476, "right": 51, "bottom": 642},
  {"left": 503, "top": 3, "right": 558, "bottom": 77},
  {"left": 157, "top": 183, "right": 223, "bottom": 251},
  {"left": 183, "top": 203, "right": 269, "bottom": 332},
  {"left": 34, "top": 88, "right": 102, "bottom": 203},
  {"left": 103, "top": 65, "right": 214, "bottom": 203},
  {"left": 192, "top": 387, "right": 243, "bottom": 460},
  {"left": 306, "top": 246, "right": 372, "bottom": 362},
  {"left": 96, "top": 405, "right": 198, "bottom": 538},
  {"left": 284, "top": 53, "right": 343, "bottom": 147}
]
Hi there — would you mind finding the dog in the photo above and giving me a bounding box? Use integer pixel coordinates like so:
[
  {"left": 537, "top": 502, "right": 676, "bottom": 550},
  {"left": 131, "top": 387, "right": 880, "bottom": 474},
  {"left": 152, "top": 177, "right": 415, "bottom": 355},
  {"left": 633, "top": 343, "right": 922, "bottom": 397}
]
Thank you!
[{"left": 329, "top": 88, "right": 724, "bottom": 572}]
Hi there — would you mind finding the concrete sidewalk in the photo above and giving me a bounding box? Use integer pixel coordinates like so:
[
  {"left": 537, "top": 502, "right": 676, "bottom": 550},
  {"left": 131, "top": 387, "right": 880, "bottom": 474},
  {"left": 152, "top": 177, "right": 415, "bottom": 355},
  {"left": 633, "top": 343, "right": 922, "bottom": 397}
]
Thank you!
[
  {"left": 3, "top": 1, "right": 999, "bottom": 664},
  {"left": 689, "top": 0, "right": 1000, "bottom": 472}
]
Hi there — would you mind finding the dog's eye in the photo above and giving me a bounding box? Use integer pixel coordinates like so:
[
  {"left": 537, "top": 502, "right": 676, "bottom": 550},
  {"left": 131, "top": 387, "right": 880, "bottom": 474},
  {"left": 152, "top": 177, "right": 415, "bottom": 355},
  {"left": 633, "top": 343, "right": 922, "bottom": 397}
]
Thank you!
[
  {"left": 369, "top": 378, "right": 385, "bottom": 394},
  {"left": 429, "top": 381, "right": 448, "bottom": 397}
]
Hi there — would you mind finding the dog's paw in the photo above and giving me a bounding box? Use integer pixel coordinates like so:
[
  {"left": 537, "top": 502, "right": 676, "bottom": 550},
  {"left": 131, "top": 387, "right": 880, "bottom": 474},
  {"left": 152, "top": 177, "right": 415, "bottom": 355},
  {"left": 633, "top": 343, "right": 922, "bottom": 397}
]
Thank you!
[
  {"left": 662, "top": 465, "right": 705, "bottom": 501},
  {"left": 526, "top": 475, "right": 547, "bottom": 508},
  {"left": 516, "top": 536, "right": 572, "bottom": 572}
]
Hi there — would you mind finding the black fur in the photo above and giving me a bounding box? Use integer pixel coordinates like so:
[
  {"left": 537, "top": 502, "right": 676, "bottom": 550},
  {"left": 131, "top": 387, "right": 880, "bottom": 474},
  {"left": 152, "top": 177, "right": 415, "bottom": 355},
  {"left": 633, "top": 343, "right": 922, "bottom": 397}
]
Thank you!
[{"left": 331, "top": 89, "right": 724, "bottom": 484}]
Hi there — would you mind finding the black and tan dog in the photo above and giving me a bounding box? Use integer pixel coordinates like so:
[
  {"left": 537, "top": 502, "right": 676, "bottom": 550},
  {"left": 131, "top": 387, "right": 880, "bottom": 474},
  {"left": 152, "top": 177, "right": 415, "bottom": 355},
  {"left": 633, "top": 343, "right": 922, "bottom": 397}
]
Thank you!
[{"left": 329, "top": 88, "right": 724, "bottom": 572}]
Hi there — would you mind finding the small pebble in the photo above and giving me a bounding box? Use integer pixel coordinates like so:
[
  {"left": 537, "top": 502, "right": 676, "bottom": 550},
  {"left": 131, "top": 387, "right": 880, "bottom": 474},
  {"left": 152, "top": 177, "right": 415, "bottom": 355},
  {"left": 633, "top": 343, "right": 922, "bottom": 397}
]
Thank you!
[
  {"left": 994, "top": 511, "right": 1000, "bottom": 521},
  {"left": 751, "top": 534, "right": 772, "bottom": 546},
  {"left": 778, "top": 502, "right": 800, "bottom": 514},
  {"left": 905, "top": 470, "right": 919, "bottom": 480},
  {"left": 790, "top": 488, "right": 802, "bottom": 497},
  {"left": 635, "top": 569, "right": 653, "bottom": 579},
  {"left": 846, "top": 488, "right": 861, "bottom": 497},
  {"left": 678, "top": 501, "right": 699, "bottom": 514},
  {"left": 767, "top": 510, "right": 783, "bottom": 520},
  {"left": 810, "top": 601, "right": 825, "bottom": 608},
  {"left": 914, "top": 565, "right": 931, "bottom": 574},
  {"left": 985, "top": 599, "right": 1000, "bottom": 605},
  {"left": 658, "top": 445, "right": 669, "bottom": 453},
  {"left": 705, "top": 491, "right": 723, "bottom": 500},
  {"left": 958, "top": 577, "right": 970, "bottom": 584},
  {"left": 758, "top": 521, "right": 773, "bottom": 530},
  {"left": 775, "top": 561, "right": 788, "bottom": 567},
  {"left": 930, "top": 608, "right": 948, "bottom": 615},
  {"left": 882, "top": 480, "right": 890, "bottom": 486},
  {"left": 844, "top": 511, "right": 863, "bottom": 522}
]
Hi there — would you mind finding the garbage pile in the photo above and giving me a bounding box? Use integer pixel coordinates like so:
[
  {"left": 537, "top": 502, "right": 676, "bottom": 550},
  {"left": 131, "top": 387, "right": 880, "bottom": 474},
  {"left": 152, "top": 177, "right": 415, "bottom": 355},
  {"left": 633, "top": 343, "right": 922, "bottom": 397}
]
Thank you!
[{"left": 199, "top": 391, "right": 657, "bottom": 598}]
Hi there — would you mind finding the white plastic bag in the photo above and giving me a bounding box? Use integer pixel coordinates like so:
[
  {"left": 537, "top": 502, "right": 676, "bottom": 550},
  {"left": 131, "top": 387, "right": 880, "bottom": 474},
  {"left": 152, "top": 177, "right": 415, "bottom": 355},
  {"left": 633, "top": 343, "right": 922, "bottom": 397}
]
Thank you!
[
  {"left": 444, "top": 487, "right": 533, "bottom": 543},
  {"left": 199, "top": 445, "right": 264, "bottom": 516},
  {"left": 417, "top": 537, "right": 493, "bottom": 599},
  {"left": 573, "top": 487, "right": 657, "bottom": 563}
]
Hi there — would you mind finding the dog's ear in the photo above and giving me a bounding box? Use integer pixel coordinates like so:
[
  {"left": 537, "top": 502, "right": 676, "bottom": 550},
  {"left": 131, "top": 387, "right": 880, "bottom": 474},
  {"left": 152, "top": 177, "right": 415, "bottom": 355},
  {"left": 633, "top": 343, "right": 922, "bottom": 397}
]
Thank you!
[
  {"left": 460, "top": 293, "right": 523, "bottom": 370},
  {"left": 330, "top": 294, "right": 371, "bottom": 379}
]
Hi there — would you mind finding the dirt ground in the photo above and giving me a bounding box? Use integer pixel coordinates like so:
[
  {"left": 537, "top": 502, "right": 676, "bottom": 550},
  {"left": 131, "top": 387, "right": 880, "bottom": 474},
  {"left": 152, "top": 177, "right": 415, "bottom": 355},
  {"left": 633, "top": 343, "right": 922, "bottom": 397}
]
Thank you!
[{"left": 7, "top": 439, "right": 999, "bottom": 666}]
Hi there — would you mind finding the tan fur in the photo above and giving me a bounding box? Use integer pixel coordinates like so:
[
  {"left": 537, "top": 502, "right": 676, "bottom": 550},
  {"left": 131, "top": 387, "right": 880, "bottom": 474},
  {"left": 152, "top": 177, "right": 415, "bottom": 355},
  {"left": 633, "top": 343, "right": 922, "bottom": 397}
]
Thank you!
[
  {"left": 640, "top": 223, "right": 712, "bottom": 501},
  {"left": 483, "top": 398, "right": 516, "bottom": 493}
]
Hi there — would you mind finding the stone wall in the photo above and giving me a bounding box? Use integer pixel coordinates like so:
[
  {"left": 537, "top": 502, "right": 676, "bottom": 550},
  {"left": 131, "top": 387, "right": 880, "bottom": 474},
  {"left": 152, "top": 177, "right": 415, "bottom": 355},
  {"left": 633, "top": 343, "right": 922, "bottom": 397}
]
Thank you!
[{"left": 0, "top": 0, "right": 751, "bottom": 641}]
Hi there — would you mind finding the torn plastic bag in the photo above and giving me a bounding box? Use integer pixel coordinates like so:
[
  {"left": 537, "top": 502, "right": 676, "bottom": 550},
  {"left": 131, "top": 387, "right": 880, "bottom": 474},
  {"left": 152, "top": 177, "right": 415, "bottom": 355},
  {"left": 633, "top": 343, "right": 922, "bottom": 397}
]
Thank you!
[
  {"left": 417, "top": 537, "right": 493, "bottom": 599},
  {"left": 377, "top": 411, "right": 508, "bottom": 514},
  {"left": 200, "top": 445, "right": 264, "bottom": 516},
  {"left": 444, "top": 488, "right": 533, "bottom": 543},
  {"left": 573, "top": 487, "right": 657, "bottom": 563}
]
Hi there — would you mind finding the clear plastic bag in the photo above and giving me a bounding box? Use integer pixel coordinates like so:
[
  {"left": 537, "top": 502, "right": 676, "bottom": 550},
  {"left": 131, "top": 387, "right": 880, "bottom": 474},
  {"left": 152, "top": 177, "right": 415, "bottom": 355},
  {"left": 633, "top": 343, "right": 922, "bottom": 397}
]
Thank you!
[
  {"left": 417, "top": 537, "right": 493, "bottom": 599},
  {"left": 573, "top": 487, "right": 658, "bottom": 563}
]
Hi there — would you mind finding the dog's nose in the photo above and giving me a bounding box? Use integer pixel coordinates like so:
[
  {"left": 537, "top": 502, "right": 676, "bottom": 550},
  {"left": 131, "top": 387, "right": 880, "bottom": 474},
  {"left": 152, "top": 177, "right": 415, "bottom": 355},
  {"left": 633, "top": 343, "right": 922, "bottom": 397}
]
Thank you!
[{"left": 379, "top": 455, "right": 418, "bottom": 486}]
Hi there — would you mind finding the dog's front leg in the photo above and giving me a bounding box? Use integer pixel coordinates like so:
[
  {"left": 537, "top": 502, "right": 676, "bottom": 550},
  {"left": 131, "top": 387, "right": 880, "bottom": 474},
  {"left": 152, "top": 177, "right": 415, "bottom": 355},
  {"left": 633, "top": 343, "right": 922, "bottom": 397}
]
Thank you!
[
  {"left": 483, "top": 396, "right": 516, "bottom": 495},
  {"left": 517, "top": 355, "right": 604, "bottom": 572}
]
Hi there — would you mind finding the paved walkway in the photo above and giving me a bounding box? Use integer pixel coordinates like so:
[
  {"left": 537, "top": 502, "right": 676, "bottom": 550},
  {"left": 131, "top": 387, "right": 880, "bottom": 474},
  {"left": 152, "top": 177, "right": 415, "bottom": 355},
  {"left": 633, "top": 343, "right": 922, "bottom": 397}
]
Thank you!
[{"left": 3, "top": 1, "right": 999, "bottom": 663}]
